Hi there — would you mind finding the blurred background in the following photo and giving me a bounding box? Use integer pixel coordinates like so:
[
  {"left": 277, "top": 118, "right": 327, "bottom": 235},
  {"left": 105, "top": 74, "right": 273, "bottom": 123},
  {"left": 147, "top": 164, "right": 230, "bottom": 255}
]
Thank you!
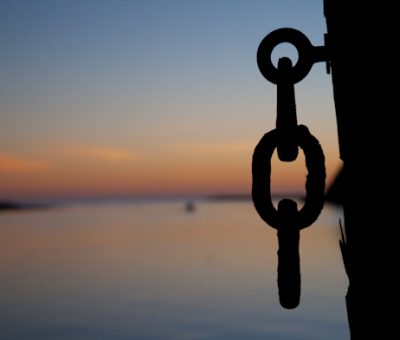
[
  {"left": 0, "top": 0, "right": 340, "bottom": 200},
  {"left": 0, "top": 1, "right": 347, "bottom": 339}
]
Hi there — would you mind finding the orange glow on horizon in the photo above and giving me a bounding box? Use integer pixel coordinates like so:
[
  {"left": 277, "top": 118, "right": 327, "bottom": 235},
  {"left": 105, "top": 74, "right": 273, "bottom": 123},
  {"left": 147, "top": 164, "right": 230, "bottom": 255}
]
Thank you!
[{"left": 0, "top": 140, "right": 340, "bottom": 199}]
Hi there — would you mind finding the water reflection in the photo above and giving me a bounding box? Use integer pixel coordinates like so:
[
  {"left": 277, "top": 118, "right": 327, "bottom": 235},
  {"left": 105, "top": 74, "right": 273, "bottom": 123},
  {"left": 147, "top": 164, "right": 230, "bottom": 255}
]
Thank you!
[{"left": 0, "top": 201, "right": 348, "bottom": 339}]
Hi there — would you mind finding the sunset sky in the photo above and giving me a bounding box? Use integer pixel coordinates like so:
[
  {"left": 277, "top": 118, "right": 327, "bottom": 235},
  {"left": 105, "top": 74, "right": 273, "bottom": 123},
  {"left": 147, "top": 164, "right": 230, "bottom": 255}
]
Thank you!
[{"left": 0, "top": 0, "right": 340, "bottom": 200}]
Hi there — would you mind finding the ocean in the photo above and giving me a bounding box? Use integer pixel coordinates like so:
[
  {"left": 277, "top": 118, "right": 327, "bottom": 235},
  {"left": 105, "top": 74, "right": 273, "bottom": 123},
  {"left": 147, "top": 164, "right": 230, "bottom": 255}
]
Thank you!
[{"left": 0, "top": 199, "right": 349, "bottom": 339}]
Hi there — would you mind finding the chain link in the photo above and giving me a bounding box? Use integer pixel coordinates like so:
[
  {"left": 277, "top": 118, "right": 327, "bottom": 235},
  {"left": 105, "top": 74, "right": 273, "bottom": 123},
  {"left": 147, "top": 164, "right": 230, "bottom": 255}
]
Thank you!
[{"left": 252, "top": 27, "right": 328, "bottom": 309}]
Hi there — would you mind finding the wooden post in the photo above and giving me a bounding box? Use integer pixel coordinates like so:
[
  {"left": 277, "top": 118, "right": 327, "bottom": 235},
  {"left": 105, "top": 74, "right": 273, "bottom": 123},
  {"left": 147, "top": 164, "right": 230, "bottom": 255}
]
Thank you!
[{"left": 324, "top": 1, "right": 397, "bottom": 338}]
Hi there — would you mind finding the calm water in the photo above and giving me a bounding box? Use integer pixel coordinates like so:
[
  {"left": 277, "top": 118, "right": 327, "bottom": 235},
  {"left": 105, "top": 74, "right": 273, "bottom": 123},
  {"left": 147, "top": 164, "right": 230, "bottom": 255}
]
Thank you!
[{"left": 0, "top": 200, "right": 349, "bottom": 339}]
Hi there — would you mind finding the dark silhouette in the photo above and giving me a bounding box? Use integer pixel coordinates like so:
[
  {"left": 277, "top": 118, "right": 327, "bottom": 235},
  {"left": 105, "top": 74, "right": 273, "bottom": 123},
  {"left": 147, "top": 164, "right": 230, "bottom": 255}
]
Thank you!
[
  {"left": 324, "top": 1, "right": 398, "bottom": 338},
  {"left": 253, "top": 28, "right": 327, "bottom": 309},
  {"left": 254, "top": 1, "right": 397, "bottom": 337},
  {"left": 276, "top": 199, "right": 300, "bottom": 309}
]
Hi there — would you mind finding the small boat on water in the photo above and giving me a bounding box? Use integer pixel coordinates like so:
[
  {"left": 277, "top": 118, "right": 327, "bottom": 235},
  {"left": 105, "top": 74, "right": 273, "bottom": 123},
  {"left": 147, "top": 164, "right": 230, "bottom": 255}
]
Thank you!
[{"left": 184, "top": 201, "right": 195, "bottom": 213}]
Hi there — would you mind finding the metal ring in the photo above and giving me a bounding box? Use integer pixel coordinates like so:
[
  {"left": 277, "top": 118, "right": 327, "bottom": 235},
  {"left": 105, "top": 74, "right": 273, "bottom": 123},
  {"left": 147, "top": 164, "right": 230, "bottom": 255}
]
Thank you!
[
  {"left": 257, "top": 28, "right": 313, "bottom": 84},
  {"left": 252, "top": 125, "right": 325, "bottom": 229}
]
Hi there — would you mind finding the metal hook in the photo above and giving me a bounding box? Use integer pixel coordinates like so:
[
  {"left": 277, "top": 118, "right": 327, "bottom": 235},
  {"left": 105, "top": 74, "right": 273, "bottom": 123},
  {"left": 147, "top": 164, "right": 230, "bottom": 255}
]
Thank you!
[{"left": 257, "top": 28, "right": 330, "bottom": 84}]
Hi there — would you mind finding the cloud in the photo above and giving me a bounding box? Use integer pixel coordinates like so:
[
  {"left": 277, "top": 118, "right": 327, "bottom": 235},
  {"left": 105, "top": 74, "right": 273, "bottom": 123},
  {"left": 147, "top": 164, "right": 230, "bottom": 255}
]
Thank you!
[
  {"left": 0, "top": 152, "right": 49, "bottom": 173},
  {"left": 70, "top": 145, "right": 136, "bottom": 162}
]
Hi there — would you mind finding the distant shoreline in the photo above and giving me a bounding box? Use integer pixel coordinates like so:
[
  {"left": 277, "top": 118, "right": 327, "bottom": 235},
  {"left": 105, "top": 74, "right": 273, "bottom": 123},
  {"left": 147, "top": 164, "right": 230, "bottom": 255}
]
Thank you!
[
  {"left": 0, "top": 201, "right": 23, "bottom": 211},
  {"left": 0, "top": 201, "right": 51, "bottom": 212},
  {"left": 1, "top": 192, "right": 340, "bottom": 213}
]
